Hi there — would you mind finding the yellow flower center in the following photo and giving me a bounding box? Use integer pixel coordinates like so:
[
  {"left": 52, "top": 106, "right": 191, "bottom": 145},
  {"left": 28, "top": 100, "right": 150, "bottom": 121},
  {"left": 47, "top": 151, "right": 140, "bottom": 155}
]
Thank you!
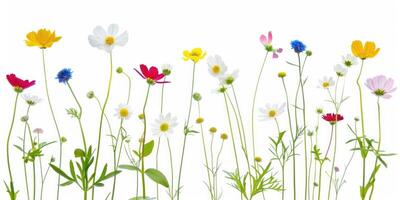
[
  {"left": 212, "top": 65, "right": 221, "bottom": 74},
  {"left": 268, "top": 110, "right": 277, "bottom": 118},
  {"left": 105, "top": 36, "right": 115, "bottom": 45},
  {"left": 160, "top": 122, "right": 169, "bottom": 132},
  {"left": 322, "top": 82, "right": 330, "bottom": 88},
  {"left": 119, "top": 108, "right": 129, "bottom": 118}
]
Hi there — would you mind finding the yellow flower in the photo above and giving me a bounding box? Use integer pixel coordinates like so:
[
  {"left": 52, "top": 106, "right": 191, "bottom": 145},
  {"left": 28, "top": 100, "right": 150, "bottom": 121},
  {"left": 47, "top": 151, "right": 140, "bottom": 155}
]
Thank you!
[
  {"left": 25, "top": 29, "right": 61, "bottom": 49},
  {"left": 183, "top": 48, "right": 206, "bottom": 63},
  {"left": 351, "top": 40, "right": 380, "bottom": 59}
]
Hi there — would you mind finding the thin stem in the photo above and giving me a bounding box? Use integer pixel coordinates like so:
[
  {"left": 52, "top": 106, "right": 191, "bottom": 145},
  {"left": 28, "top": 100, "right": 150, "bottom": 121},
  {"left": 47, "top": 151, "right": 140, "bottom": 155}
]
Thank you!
[
  {"left": 67, "top": 82, "right": 87, "bottom": 150},
  {"left": 356, "top": 60, "right": 366, "bottom": 194},
  {"left": 167, "top": 138, "right": 174, "bottom": 200},
  {"left": 156, "top": 76, "right": 167, "bottom": 200},
  {"left": 41, "top": 49, "right": 62, "bottom": 200},
  {"left": 317, "top": 163, "right": 323, "bottom": 200},
  {"left": 111, "top": 120, "right": 124, "bottom": 200},
  {"left": 26, "top": 122, "right": 36, "bottom": 200},
  {"left": 92, "top": 52, "right": 114, "bottom": 199},
  {"left": 368, "top": 98, "right": 382, "bottom": 200},
  {"left": 215, "top": 141, "right": 225, "bottom": 199},
  {"left": 122, "top": 72, "right": 132, "bottom": 104},
  {"left": 141, "top": 84, "right": 152, "bottom": 198},
  {"left": 22, "top": 106, "right": 32, "bottom": 200},
  {"left": 6, "top": 93, "right": 19, "bottom": 199},
  {"left": 210, "top": 134, "right": 215, "bottom": 198}
]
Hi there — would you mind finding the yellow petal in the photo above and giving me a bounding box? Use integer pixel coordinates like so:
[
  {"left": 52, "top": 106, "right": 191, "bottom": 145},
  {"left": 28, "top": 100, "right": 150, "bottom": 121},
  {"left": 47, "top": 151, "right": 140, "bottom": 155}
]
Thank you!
[
  {"left": 365, "top": 41, "right": 378, "bottom": 58},
  {"left": 351, "top": 40, "right": 363, "bottom": 58},
  {"left": 192, "top": 48, "right": 202, "bottom": 56},
  {"left": 183, "top": 50, "right": 191, "bottom": 58}
]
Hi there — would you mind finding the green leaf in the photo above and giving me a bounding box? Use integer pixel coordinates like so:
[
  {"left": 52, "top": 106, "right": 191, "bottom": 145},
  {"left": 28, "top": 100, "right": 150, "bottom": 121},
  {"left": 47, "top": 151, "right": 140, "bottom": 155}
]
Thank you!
[
  {"left": 129, "top": 197, "right": 148, "bottom": 200},
  {"left": 50, "top": 164, "right": 74, "bottom": 181},
  {"left": 142, "top": 140, "right": 154, "bottom": 157},
  {"left": 145, "top": 168, "right": 169, "bottom": 188},
  {"left": 74, "top": 148, "right": 85, "bottom": 158},
  {"left": 60, "top": 180, "right": 74, "bottom": 186},
  {"left": 119, "top": 164, "right": 140, "bottom": 172}
]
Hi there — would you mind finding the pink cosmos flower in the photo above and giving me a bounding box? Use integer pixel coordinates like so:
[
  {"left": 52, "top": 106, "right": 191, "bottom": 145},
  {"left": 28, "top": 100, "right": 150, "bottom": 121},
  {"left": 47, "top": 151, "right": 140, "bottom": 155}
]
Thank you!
[
  {"left": 365, "top": 75, "right": 396, "bottom": 99},
  {"left": 259, "top": 31, "right": 283, "bottom": 58}
]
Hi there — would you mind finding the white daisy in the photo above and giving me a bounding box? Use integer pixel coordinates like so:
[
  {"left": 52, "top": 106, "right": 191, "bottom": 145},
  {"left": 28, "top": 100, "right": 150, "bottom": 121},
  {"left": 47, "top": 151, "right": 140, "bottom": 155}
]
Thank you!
[
  {"left": 333, "top": 64, "right": 348, "bottom": 77},
  {"left": 207, "top": 55, "right": 227, "bottom": 78},
  {"left": 219, "top": 70, "right": 239, "bottom": 85},
  {"left": 318, "top": 76, "right": 335, "bottom": 89},
  {"left": 259, "top": 103, "right": 285, "bottom": 121},
  {"left": 342, "top": 54, "right": 358, "bottom": 67},
  {"left": 152, "top": 113, "right": 178, "bottom": 137},
  {"left": 22, "top": 93, "right": 41, "bottom": 106},
  {"left": 114, "top": 103, "right": 132, "bottom": 120},
  {"left": 88, "top": 24, "right": 128, "bottom": 53}
]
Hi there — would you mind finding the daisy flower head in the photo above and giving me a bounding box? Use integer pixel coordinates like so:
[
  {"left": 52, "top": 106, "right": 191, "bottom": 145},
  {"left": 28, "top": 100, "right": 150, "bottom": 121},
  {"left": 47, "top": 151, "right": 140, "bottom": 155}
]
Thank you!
[
  {"left": 318, "top": 76, "right": 335, "bottom": 89},
  {"left": 183, "top": 48, "right": 206, "bottom": 63},
  {"left": 342, "top": 54, "right": 358, "bottom": 67},
  {"left": 290, "top": 40, "right": 306, "bottom": 53},
  {"left": 334, "top": 64, "right": 348, "bottom": 77},
  {"left": 25, "top": 28, "right": 61, "bottom": 49},
  {"left": 6, "top": 73, "right": 35, "bottom": 93},
  {"left": 88, "top": 24, "right": 128, "bottom": 53},
  {"left": 259, "top": 31, "right": 283, "bottom": 58},
  {"left": 22, "top": 93, "right": 41, "bottom": 106},
  {"left": 322, "top": 113, "right": 344, "bottom": 125},
  {"left": 351, "top": 40, "right": 380, "bottom": 60},
  {"left": 207, "top": 55, "right": 227, "bottom": 78},
  {"left": 114, "top": 103, "right": 132, "bottom": 120},
  {"left": 365, "top": 75, "right": 396, "bottom": 99},
  {"left": 152, "top": 113, "right": 178, "bottom": 137},
  {"left": 56, "top": 68, "right": 73, "bottom": 84},
  {"left": 259, "top": 103, "right": 285, "bottom": 121},
  {"left": 219, "top": 70, "right": 239, "bottom": 85},
  {"left": 161, "top": 64, "right": 173, "bottom": 76}
]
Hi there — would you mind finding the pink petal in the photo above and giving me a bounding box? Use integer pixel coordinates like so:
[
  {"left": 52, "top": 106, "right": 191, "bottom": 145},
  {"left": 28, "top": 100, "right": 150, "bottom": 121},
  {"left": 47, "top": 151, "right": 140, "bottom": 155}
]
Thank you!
[
  {"left": 268, "top": 31, "right": 273, "bottom": 43},
  {"left": 148, "top": 66, "right": 159, "bottom": 78},
  {"left": 382, "top": 78, "right": 394, "bottom": 91},
  {"left": 272, "top": 52, "right": 278, "bottom": 58},
  {"left": 140, "top": 64, "right": 150, "bottom": 78},
  {"left": 276, "top": 48, "right": 283, "bottom": 53},
  {"left": 365, "top": 79, "right": 375, "bottom": 91},
  {"left": 376, "top": 75, "right": 386, "bottom": 89},
  {"left": 260, "top": 34, "right": 267, "bottom": 45},
  {"left": 382, "top": 94, "right": 392, "bottom": 99}
]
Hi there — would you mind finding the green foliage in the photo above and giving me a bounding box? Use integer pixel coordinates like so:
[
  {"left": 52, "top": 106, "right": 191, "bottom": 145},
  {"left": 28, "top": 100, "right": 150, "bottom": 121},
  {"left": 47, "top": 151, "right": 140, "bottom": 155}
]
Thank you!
[
  {"left": 66, "top": 108, "right": 81, "bottom": 119},
  {"left": 145, "top": 168, "right": 169, "bottom": 188},
  {"left": 4, "top": 181, "right": 18, "bottom": 200}
]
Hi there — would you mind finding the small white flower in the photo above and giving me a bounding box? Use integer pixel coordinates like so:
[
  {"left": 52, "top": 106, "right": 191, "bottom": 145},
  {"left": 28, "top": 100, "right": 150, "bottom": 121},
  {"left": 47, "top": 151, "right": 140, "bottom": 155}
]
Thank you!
[
  {"left": 342, "top": 54, "right": 358, "bottom": 67},
  {"left": 219, "top": 70, "right": 239, "bottom": 85},
  {"left": 22, "top": 93, "right": 41, "bottom": 106},
  {"left": 114, "top": 103, "right": 132, "bottom": 120},
  {"left": 334, "top": 64, "right": 348, "bottom": 77},
  {"left": 318, "top": 76, "right": 335, "bottom": 89},
  {"left": 152, "top": 113, "right": 178, "bottom": 137},
  {"left": 88, "top": 24, "right": 128, "bottom": 53},
  {"left": 207, "top": 55, "right": 227, "bottom": 78},
  {"left": 161, "top": 64, "right": 172, "bottom": 75},
  {"left": 259, "top": 103, "right": 285, "bottom": 121}
]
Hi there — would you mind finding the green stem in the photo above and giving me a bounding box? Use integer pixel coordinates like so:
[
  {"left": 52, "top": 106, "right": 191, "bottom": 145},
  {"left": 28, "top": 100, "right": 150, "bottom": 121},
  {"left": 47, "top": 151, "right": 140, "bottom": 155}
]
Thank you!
[
  {"left": 317, "top": 163, "right": 323, "bottom": 200},
  {"left": 92, "top": 52, "right": 114, "bottom": 200},
  {"left": 156, "top": 76, "right": 167, "bottom": 200},
  {"left": 141, "top": 84, "right": 151, "bottom": 198},
  {"left": 111, "top": 120, "right": 124, "bottom": 200},
  {"left": 67, "top": 82, "right": 87, "bottom": 150},
  {"left": 22, "top": 106, "right": 32, "bottom": 200},
  {"left": 215, "top": 141, "right": 224, "bottom": 199},
  {"left": 210, "top": 133, "right": 215, "bottom": 199},
  {"left": 356, "top": 60, "right": 366, "bottom": 196},
  {"left": 41, "top": 49, "right": 62, "bottom": 200},
  {"left": 368, "top": 98, "right": 382, "bottom": 200},
  {"left": 123, "top": 72, "right": 132, "bottom": 104},
  {"left": 167, "top": 138, "right": 174, "bottom": 200},
  {"left": 6, "top": 93, "right": 19, "bottom": 199},
  {"left": 26, "top": 122, "right": 36, "bottom": 200}
]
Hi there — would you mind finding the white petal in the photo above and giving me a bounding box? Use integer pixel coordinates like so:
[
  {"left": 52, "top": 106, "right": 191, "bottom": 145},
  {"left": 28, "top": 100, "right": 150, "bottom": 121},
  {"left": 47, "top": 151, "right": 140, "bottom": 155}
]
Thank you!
[
  {"left": 116, "top": 31, "right": 129, "bottom": 46},
  {"left": 108, "top": 24, "right": 119, "bottom": 36},
  {"left": 93, "top": 26, "right": 107, "bottom": 38},
  {"left": 88, "top": 35, "right": 102, "bottom": 47}
]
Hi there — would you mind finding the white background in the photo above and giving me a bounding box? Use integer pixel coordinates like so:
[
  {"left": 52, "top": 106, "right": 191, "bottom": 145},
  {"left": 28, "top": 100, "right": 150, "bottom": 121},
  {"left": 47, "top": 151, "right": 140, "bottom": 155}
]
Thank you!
[{"left": 1, "top": 0, "right": 399, "bottom": 199}]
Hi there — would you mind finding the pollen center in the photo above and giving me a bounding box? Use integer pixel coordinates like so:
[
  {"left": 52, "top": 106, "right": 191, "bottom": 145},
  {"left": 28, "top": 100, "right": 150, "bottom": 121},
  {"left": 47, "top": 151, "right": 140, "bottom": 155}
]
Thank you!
[
  {"left": 374, "top": 89, "right": 385, "bottom": 96},
  {"left": 268, "top": 110, "right": 277, "bottom": 118},
  {"left": 105, "top": 36, "right": 115, "bottom": 45},
  {"left": 160, "top": 122, "right": 169, "bottom": 132},
  {"left": 119, "top": 108, "right": 129, "bottom": 117},
  {"left": 212, "top": 65, "right": 221, "bottom": 74},
  {"left": 322, "top": 82, "right": 330, "bottom": 88}
]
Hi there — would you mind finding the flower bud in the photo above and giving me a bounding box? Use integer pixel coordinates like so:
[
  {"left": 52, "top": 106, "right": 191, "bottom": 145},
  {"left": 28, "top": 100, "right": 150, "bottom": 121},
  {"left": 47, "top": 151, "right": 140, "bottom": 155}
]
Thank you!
[
  {"left": 316, "top": 108, "right": 323, "bottom": 114},
  {"left": 278, "top": 71, "right": 286, "bottom": 78},
  {"left": 21, "top": 115, "right": 29, "bottom": 122},
  {"left": 61, "top": 136, "right": 67, "bottom": 143},
  {"left": 255, "top": 156, "right": 262, "bottom": 163},
  {"left": 138, "top": 113, "right": 145, "bottom": 120},
  {"left": 87, "top": 91, "right": 94, "bottom": 99},
  {"left": 116, "top": 67, "right": 123, "bottom": 74},
  {"left": 209, "top": 127, "right": 217, "bottom": 134},
  {"left": 193, "top": 92, "right": 202, "bottom": 101},
  {"left": 306, "top": 50, "right": 312, "bottom": 56},
  {"left": 220, "top": 133, "right": 228, "bottom": 140},
  {"left": 196, "top": 117, "right": 204, "bottom": 124}
]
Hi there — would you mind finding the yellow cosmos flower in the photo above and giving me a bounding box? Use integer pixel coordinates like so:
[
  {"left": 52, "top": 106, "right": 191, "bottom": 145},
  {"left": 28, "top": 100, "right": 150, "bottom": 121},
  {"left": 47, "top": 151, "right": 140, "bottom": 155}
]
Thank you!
[
  {"left": 25, "top": 29, "right": 61, "bottom": 49},
  {"left": 183, "top": 48, "right": 206, "bottom": 63},
  {"left": 351, "top": 40, "right": 380, "bottom": 59}
]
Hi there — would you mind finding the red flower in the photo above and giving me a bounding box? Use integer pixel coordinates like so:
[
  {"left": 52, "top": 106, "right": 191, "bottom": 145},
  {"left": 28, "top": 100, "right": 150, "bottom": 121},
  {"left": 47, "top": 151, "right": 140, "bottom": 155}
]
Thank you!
[
  {"left": 134, "top": 64, "right": 169, "bottom": 84},
  {"left": 7, "top": 74, "right": 35, "bottom": 92},
  {"left": 322, "top": 113, "right": 344, "bottom": 125}
]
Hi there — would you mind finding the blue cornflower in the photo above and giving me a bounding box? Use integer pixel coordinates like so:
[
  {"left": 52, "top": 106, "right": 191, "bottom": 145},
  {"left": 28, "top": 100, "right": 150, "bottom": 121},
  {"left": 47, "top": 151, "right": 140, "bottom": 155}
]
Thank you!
[
  {"left": 56, "top": 68, "right": 73, "bottom": 83},
  {"left": 290, "top": 40, "right": 306, "bottom": 53}
]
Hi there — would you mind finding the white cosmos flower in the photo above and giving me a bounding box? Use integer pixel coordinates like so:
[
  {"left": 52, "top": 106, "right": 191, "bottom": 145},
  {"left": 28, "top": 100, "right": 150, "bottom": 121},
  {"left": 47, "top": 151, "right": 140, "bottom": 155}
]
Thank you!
[
  {"left": 152, "top": 113, "right": 178, "bottom": 137},
  {"left": 342, "top": 54, "right": 358, "bottom": 67},
  {"left": 88, "top": 24, "right": 128, "bottom": 53},
  {"left": 219, "top": 70, "right": 239, "bottom": 85},
  {"left": 22, "top": 93, "right": 41, "bottom": 106},
  {"left": 207, "top": 55, "right": 227, "bottom": 78},
  {"left": 334, "top": 64, "right": 348, "bottom": 77},
  {"left": 318, "top": 76, "right": 335, "bottom": 89},
  {"left": 114, "top": 103, "right": 132, "bottom": 120},
  {"left": 259, "top": 103, "right": 285, "bottom": 121}
]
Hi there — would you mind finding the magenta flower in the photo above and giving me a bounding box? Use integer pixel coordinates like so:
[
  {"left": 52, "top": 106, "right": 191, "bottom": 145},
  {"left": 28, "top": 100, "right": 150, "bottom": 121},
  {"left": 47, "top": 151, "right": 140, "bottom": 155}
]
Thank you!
[
  {"left": 259, "top": 31, "right": 283, "bottom": 58},
  {"left": 365, "top": 75, "right": 396, "bottom": 99}
]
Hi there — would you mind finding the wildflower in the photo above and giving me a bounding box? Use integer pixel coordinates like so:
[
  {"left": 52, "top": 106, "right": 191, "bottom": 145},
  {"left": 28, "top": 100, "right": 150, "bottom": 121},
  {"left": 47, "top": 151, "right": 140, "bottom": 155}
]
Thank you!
[
  {"left": 278, "top": 71, "right": 286, "bottom": 78},
  {"left": 86, "top": 91, "right": 95, "bottom": 99},
  {"left": 318, "top": 76, "right": 335, "bottom": 89},
  {"left": 196, "top": 117, "right": 204, "bottom": 124},
  {"left": 334, "top": 64, "right": 348, "bottom": 77},
  {"left": 219, "top": 70, "right": 238, "bottom": 85},
  {"left": 88, "top": 24, "right": 128, "bottom": 53},
  {"left": 351, "top": 40, "right": 380, "bottom": 59},
  {"left": 56, "top": 68, "right": 73, "bottom": 83},
  {"left": 25, "top": 28, "right": 61, "bottom": 48},
  {"left": 152, "top": 113, "right": 178, "bottom": 137},
  {"left": 259, "top": 31, "right": 283, "bottom": 58},
  {"left": 259, "top": 103, "right": 285, "bottom": 121},
  {"left": 322, "top": 113, "right": 344, "bottom": 125},
  {"left": 342, "top": 54, "right": 358, "bottom": 67},
  {"left": 207, "top": 55, "right": 227, "bottom": 78},
  {"left": 7, "top": 74, "right": 35, "bottom": 93},
  {"left": 161, "top": 64, "right": 172, "bottom": 76},
  {"left": 193, "top": 92, "right": 202, "bottom": 101},
  {"left": 209, "top": 127, "right": 217, "bottom": 134},
  {"left": 183, "top": 48, "right": 206, "bottom": 63},
  {"left": 22, "top": 93, "right": 41, "bottom": 105},
  {"left": 365, "top": 75, "right": 396, "bottom": 99},
  {"left": 290, "top": 40, "right": 306, "bottom": 53},
  {"left": 33, "top": 128, "right": 44, "bottom": 134},
  {"left": 135, "top": 64, "right": 169, "bottom": 85},
  {"left": 255, "top": 156, "right": 262, "bottom": 162},
  {"left": 220, "top": 133, "right": 228, "bottom": 140},
  {"left": 114, "top": 103, "right": 132, "bottom": 120}
]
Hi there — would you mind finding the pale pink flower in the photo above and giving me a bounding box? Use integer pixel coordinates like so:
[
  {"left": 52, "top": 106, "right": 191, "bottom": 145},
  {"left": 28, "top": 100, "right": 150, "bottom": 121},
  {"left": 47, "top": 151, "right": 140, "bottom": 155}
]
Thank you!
[
  {"left": 365, "top": 75, "right": 396, "bottom": 99},
  {"left": 259, "top": 31, "right": 283, "bottom": 58}
]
